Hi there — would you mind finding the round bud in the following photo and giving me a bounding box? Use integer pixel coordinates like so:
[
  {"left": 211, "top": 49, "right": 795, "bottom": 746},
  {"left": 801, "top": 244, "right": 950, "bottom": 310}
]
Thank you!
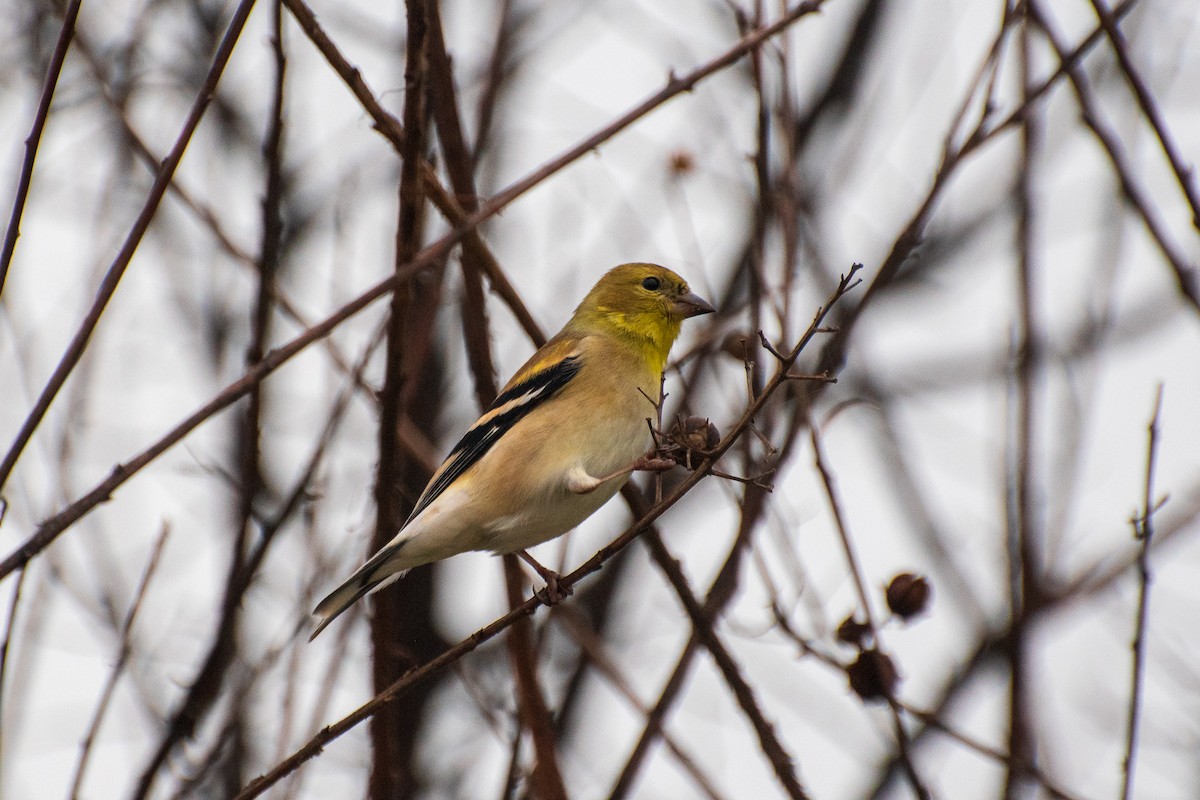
[
  {"left": 847, "top": 649, "right": 899, "bottom": 702},
  {"left": 836, "top": 615, "right": 871, "bottom": 648},
  {"left": 885, "top": 573, "right": 931, "bottom": 621}
]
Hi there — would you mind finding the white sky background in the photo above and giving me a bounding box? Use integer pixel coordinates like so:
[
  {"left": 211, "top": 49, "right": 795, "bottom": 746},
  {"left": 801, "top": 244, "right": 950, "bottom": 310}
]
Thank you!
[{"left": 1, "top": 0, "right": 1199, "bottom": 798}]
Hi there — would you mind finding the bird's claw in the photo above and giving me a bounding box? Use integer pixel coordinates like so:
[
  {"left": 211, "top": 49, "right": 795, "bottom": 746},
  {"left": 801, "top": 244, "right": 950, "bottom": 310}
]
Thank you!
[{"left": 535, "top": 572, "right": 573, "bottom": 605}]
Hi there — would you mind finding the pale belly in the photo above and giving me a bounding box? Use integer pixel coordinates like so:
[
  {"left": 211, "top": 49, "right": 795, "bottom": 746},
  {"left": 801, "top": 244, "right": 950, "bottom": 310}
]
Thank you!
[
  {"left": 394, "top": 394, "right": 653, "bottom": 566},
  {"left": 478, "top": 403, "right": 649, "bottom": 553}
]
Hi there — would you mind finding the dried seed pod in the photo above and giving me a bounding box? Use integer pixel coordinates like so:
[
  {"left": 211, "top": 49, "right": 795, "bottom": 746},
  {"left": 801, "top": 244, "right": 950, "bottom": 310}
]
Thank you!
[
  {"left": 847, "top": 649, "right": 899, "bottom": 702},
  {"left": 665, "top": 416, "right": 720, "bottom": 469},
  {"left": 836, "top": 615, "right": 871, "bottom": 648},
  {"left": 885, "top": 573, "right": 931, "bottom": 621}
]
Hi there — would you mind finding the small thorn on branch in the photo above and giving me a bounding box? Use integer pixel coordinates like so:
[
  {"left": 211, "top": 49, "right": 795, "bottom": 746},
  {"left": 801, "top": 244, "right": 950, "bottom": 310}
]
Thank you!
[
  {"left": 638, "top": 386, "right": 667, "bottom": 409},
  {"left": 1129, "top": 496, "right": 1169, "bottom": 540},
  {"left": 843, "top": 262, "right": 865, "bottom": 282},
  {"left": 709, "top": 468, "right": 774, "bottom": 491},
  {"left": 748, "top": 422, "right": 778, "bottom": 455},
  {"left": 757, "top": 330, "right": 786, "bottom": 361},
  {"left": 784, "top": 371, "right": 836, "bottom": 383}
]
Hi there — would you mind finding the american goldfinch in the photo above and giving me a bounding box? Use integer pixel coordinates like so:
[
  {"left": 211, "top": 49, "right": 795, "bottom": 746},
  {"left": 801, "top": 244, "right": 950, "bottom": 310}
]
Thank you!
[{"left": 310, "top": 263, "right": 713, "bottom": 639}]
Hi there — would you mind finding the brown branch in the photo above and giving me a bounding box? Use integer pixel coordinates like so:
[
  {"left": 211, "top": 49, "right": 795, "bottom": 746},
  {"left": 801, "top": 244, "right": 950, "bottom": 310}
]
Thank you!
[
  {"left": 0, "top": 214, "right": 455, "bottom": 583},
  {"left": 864, "top": 478, "right": 1200, "bottom": 798},
  {"left": 1004, "top": 13, "right": 1042, "bottom": 797},
  {"left": 426, "top": 10, "right": 563, "bottom": 791},
  {"left": 815, "top": 0, "right": 1141, "bottom": 386},
  {"left": 471, "top": 0, "right": 523, "bottom": 162},
  {"left": 0, "top": 0, "right": 259, "bottom": 493},
  {"left": 67, "top": 25, "right": 377, "bottom": 412},
  {"left": 555, "top": 607, "right": 724, "bottom": 800},
  {"left": 0, "top": 563, "right": 26, "bottom": 732},
  {"left": 68, "top": 524, "right": 170, "bottom": 800},
  {"left": 607, "top": 458, "right": 774, "bottom": 798},
  {"left": 280, "top": 0, "right": 546, "bottom": 346},
  {"left": 607, "top": 360, "right": 821, "bottom": 798},
  {"left": 368, "top": 2, "right": 443, "bottom": 796},
  {"left": 966, "top": 0, "right": 1140, "bottom": 153},
  {"left": 128, "top": 11, "right": 285, "bottom": 790},
  {"left": 1085, "top": 0, "right": 1200, "bottom": 230},
  {"left": 503, "top": 556, "right": 568, "bottom": 800},
  {"left": 1121, "top": 385, "right": 1165, "bottom": 800},
  {"left": 770, "top": 606, "right": 1087, "bottom": 800},
  {"left": 0, "top": 0, "right": 82, "bottom": 298},
  {"left": 1027, "top": 0, "right": 1200, "bottom": 313},
  {"left": 426, "top": 0, "right": 499, "bottom": 409},
  {"left": 236, "top": 474, "right": 706, "bottom": 800},
  {"left": 808, "top": 422, "right": 929, "bottom": 799},
  {"left": 900, "top": 700, "right": 1082, "bottom": 800},
  {"left": 641, "top": 531, "right": 810, "bottom": 799}
]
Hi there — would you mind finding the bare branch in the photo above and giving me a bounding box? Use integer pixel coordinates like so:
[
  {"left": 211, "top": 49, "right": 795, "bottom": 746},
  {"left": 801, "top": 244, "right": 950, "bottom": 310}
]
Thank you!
[
  {"left": 0, "top": 0, "right": 82, "bottom": 297},
  {"left": 1121, "top": 385, "right": 1166, "bottom": 800}
]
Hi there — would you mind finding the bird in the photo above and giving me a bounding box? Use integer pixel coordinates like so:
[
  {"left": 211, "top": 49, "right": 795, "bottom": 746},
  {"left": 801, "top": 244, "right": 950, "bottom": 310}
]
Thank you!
[{"left": 309, "top": 263, "right": 714, "bottom": 640}]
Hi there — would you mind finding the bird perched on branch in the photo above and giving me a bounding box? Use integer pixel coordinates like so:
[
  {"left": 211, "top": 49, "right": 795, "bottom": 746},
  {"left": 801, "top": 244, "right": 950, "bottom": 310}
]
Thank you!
[{"left": 310, "top": 263, "right": 714, "bottom": 639}]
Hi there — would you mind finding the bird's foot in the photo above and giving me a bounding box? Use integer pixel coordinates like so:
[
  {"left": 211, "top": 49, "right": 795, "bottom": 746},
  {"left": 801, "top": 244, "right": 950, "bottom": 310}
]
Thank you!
[
  {"left": 537, "top": 572, "right": 572, "bottom": 605},
  {"left": 567, "top": 455, "right": 677, "bottom": 495},
  {"left": 517, "top": 549, "right": 573, "bottom": 605},
  {"left": 631, "top": 455, "right": 676, "bottom": 474}
]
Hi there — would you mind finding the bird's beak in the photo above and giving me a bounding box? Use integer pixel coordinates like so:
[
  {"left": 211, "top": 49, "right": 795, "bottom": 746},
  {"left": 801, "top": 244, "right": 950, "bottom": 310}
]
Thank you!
[{"left": 674, "top": 290, "right": 716, "bottom": 318}]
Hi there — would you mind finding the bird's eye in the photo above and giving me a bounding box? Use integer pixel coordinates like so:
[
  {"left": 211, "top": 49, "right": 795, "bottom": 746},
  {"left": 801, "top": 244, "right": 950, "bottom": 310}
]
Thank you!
[{"left": 641, "top": 276, "right": 662, "bottom": 291}]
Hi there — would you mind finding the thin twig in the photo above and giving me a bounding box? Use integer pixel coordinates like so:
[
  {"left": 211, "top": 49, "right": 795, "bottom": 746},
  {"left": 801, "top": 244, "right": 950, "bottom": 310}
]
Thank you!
[
  {"left": 1085, "top": 0, "right": 1200, "bottom": 230},
  {"left": 1121, "top": 384, "right": 1165, "bottom": 800},
  {"left": 609, "top": 476, "right": 778, "bottom": 799},
  {"left": 0, "top": 0, "right": 83, "bottom": 298},
  {"left": 642, "top": 532, "right": 810, "bottom": 799},
  {"left": 808, "top": 422, "right": 930, "bottom": 799},
  {"left": 0, "top": 0, "right": 259, "bottom": 493},
  {"left": 0, "top": 566, "right": 27, "bottom": 736},
  {"left": 67, "top": 524, "right": 170, "bottom": 799},
  {"left": 816, "top": 0, "right": 1142, "bottom": 381},
  {"left": 1027, "top": 0, "right": 1200, "bottom": 313},
  {"left": 365, "top": 0, "right": 445, "bottom": 793},
  {"left": 555, "top": 608, "right": 725, "bottom": 800},
  {"left": 770, "top": 604, "right": 1084, "bottom": 800},
  {"left": 614, "top": 272, "right": 869, "bottom": 799},
  {"left": 67, "top": 25, "right": 377, "bottom": 411}
]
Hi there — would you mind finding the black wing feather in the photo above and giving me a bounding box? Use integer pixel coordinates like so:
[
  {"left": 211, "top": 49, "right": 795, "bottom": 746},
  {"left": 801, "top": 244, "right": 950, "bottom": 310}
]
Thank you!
[{"left": 405, "top": 354, "right": 583, "bottom": 524}]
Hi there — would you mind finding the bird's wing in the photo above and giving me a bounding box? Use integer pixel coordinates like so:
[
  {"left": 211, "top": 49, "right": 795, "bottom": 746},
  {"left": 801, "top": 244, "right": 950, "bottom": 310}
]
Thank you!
[
  {"left": 310, "top": 338, "right": 587, "bottom": 639},
  {"left": 404, "top": 337, "right": 585, "bottom": 525}
]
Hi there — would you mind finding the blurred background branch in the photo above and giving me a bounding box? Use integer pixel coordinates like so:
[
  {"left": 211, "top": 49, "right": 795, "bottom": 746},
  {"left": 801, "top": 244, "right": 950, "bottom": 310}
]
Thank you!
[{"left": 1, "top": 0, "right": 1198, "bottom": 798}]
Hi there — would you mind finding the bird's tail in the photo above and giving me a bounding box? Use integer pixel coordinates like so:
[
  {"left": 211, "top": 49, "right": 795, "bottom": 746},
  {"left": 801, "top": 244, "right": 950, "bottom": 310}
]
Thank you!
[{"left": 308, "top": 542, "right": 407, "bottom": 641}]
